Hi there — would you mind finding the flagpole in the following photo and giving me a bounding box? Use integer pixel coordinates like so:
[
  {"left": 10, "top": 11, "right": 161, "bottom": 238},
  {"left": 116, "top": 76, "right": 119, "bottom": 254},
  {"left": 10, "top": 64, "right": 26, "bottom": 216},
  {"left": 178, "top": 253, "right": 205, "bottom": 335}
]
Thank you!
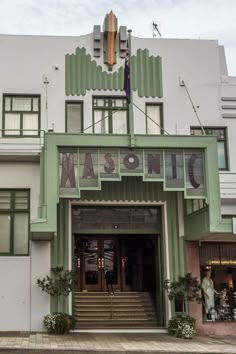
[{"left": 128, "top": 29, "right": 135, "bottom": 147}]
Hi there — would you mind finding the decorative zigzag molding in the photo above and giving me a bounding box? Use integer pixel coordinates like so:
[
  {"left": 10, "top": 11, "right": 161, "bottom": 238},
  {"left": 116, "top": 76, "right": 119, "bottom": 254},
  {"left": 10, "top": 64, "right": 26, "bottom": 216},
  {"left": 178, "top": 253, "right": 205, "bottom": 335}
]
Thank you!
[{"left": 65, "top": 47, "right": 163, "bottom": 98}]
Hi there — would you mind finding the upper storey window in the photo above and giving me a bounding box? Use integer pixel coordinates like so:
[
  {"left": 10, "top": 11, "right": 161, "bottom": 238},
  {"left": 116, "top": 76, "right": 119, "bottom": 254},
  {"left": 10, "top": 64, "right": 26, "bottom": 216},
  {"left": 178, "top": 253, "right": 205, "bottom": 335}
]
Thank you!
[
  {"left": 146, "top": 103, "right": 163, "bottom": 134},
  {"left": 66, "top": 101, "right": 83, "bottom": 133},
  {"left": 93, "top": 97, "right": 128, "bottom": 134},
  {"left": 191, "top": 127, "right": 228, "bottom": 170},
  {"left": 3, "top": 95, "right": 40, "bottom": 137}
]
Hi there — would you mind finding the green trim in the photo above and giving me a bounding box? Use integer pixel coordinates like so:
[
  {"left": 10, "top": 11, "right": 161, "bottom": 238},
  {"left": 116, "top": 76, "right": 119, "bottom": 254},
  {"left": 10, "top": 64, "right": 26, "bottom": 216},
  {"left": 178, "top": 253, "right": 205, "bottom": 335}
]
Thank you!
[
  {"left": 78, "top": 180, "right": 184, "bottom": 322},
  {"left": 50, "top": 200, "right": 70, "bottom": 313},
  {"left": 31, "top": 133, "right": 231, "bottom": 239},
  {"left": 0, "top": 189, "right": 30, "bottom": 256},
  {"left": 2, "top": 94, "right": 41, "bottom": 138},
  {"left": 65, "top": 100, "right": 84, "bottom": 133},
  {"left": 65, "top": 47, "right": 163, "bottom": 98}
]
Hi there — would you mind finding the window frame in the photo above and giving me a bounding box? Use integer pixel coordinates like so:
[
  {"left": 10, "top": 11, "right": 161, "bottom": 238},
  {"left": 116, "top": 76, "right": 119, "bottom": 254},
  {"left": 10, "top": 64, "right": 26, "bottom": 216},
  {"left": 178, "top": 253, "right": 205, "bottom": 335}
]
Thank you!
[
  {"left": 92, "top": 96, "right": 129, "bottom": 134},
  {"left": 185, "top": 198, "right": 207, "bottom": 215},
  {"left": 65, "top": 100, "right": 84, "bottom": 133},
  {"left": 145, "top": 103, "right": 164, "bottom": 135},
  {"left": 190, "top": 126, "right": 229, "bottom": 171},
  {"left": 2, "top": 94, "right": 41, "bottom": 137},
  {"left": 0, "top": 189, "right": 30, "bottom": 256}
]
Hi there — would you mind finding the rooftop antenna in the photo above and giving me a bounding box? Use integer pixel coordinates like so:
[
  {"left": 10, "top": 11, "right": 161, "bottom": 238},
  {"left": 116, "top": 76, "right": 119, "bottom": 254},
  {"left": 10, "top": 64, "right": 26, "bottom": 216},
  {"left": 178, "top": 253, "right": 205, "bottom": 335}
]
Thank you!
[{"left": 153, "top": 21, "right": 161, "bottom": 38}]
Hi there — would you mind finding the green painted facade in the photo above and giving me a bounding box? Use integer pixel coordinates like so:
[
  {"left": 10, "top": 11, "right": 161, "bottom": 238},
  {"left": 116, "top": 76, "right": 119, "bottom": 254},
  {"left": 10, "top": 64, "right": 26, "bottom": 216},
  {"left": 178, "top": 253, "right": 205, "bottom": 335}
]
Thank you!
[
  {"left": 51, "top": 177, "right": 184, "bottom": 316},
  {"left": 31, "top": 133, "right": 232, "bottom": 240},
  {"left": 65, "top": 48, "right": 163, "bottom": 98},
  {"left": 30, "top": 132, "right": 232, "bottom": 313}
]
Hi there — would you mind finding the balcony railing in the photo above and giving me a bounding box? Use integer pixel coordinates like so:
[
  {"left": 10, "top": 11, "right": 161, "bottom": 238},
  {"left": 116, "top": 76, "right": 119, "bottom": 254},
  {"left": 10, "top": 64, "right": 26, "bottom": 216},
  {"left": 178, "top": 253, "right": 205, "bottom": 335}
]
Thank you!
[{"left": 0, "top": 129, "right": 45, "bottom": 155}]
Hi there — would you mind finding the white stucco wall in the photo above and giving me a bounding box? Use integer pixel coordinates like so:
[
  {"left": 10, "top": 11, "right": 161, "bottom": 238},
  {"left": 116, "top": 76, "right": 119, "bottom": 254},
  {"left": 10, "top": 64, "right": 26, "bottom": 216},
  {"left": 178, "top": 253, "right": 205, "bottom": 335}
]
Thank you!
[
  {"left": 0, "top": 162, "right": 50, "bottom": 331},
  {"left": 0, "top": 257, "right": 30, "bottom": 331},
  {"left": 30, "top": 241, "right": 50, "bottom": 331}
]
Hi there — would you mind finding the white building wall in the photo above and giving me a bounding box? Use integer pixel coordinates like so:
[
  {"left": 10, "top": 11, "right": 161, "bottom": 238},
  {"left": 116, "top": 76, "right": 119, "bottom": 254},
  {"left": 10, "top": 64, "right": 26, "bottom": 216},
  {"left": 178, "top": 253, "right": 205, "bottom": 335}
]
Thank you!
[
  {"left": 0, "top": 257, "right": 30, "bottom": 331},
  {"left": 0, "top": 162, "right": 50, "bottom": 331},
  {"left": 30, "top": 242, "right": 50, "bottom": 331}
]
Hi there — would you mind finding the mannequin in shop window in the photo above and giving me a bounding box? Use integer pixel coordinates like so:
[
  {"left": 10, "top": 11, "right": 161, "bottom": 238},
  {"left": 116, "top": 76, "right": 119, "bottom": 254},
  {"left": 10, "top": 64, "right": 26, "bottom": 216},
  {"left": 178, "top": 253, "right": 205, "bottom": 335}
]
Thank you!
[{"left": 202, "top": 268, "right": 220, "bottom": 319}]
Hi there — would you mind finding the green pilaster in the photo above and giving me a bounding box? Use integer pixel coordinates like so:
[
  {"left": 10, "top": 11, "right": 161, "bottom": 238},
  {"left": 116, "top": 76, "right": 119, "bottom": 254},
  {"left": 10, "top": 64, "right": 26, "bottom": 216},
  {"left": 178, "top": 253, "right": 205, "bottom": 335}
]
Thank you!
[{"left": 51, "top": 199, "right": 70, "bottom": 313}]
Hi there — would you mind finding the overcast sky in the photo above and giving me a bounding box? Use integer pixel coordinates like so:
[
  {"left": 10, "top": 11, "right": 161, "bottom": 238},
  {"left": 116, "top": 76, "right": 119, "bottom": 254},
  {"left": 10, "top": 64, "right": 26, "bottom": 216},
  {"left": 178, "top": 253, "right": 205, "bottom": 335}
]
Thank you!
[{"left": 0, "top": 0, "right": 235, "bottom": 75}]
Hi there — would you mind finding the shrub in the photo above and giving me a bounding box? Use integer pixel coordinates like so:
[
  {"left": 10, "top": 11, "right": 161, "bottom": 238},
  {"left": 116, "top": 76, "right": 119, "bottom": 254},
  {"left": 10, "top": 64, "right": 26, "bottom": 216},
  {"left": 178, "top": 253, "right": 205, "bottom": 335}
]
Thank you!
[
  {"left": 168, "top": 314, "right": 196, "bottom": 339},
  {"left": 163, "top": 273, "right": 202, "bottom": 304},
  {"left": 37, "top": 267, "right": 75, "bottom": 297},
  {"left": 43, "top": 313, "right": 76, "bottom": 334}
]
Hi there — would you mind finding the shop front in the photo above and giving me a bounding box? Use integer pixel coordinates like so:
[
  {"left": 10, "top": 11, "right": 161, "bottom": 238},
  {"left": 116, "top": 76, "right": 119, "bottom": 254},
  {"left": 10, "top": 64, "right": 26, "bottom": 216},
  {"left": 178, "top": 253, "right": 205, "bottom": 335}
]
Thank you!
[
  {"left": 200, "top": 242, "right": 236, "bottom": 322},
  {"left": 186, "top": 241, "right": 236, "bottom": 335}
]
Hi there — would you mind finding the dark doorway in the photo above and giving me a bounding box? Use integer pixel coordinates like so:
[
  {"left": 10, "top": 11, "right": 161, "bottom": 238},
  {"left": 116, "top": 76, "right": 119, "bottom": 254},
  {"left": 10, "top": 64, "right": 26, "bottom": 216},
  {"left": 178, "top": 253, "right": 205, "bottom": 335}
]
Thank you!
[{"left": 74, "top": 234, "right": 157, "bottom": 294}]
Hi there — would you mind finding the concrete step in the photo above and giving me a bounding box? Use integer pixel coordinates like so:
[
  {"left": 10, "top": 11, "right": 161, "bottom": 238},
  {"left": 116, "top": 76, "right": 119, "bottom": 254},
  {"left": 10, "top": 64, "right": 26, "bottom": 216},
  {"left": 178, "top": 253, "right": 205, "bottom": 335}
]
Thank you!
[{"left": 73, "top": 291, "right": 158, "bottom": 329}]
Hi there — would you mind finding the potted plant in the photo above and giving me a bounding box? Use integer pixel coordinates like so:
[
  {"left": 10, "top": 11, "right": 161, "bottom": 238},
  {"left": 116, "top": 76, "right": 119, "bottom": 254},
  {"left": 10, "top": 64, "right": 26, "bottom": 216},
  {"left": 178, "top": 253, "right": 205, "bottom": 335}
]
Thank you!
[
  {"left": 37, "top": 266, "right": 76, "bottom": 334},
  {"left": 163, "top": 273, "right": 202, "bottom": 339}
]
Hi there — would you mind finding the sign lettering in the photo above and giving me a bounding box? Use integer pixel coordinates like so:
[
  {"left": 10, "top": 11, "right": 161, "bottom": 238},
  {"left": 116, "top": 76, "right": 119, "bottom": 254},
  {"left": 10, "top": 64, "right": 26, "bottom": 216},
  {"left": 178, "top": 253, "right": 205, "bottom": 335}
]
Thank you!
[{"left": 59, "top": 148, "right": 206, "bottom": 198}]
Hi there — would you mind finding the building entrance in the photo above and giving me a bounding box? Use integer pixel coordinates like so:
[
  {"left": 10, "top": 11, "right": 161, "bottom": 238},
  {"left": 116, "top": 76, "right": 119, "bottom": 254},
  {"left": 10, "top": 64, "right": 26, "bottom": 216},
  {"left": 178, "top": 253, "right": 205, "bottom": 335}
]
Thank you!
[
  {"left": 74, "top": 234, "right": 157, "bottom": 293},
  {"left": 74, "top": 236, "right": 120, "bottom": 292}
]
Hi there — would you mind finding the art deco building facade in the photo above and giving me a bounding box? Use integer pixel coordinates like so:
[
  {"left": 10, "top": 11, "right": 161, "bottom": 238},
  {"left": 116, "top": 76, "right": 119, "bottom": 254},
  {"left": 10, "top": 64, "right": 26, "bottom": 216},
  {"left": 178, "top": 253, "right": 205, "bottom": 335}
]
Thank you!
[{"left": 0, "top": 12, "right": 236, "bottom": 334}]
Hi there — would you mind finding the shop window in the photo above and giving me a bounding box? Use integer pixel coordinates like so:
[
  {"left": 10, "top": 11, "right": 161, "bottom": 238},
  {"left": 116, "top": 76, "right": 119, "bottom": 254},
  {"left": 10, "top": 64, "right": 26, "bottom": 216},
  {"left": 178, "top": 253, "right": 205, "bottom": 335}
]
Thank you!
[
  {"left": 93, "top": 97, "right": 128, "bottom": 134},
  {"left": 3, "top": 95, "right": 40, "bottom": 137},
  {"left": 66, "top": 101, "right": 83, "bottom": 133},
  {"left": 146, "top": 103, "right": 163, "bottom": 134},
  {"left": 191, "top": 127, "right": 228, "bottom": 170},
  {"left": 185, "top": 199, "right": 206, "bottom": 215},
  {"left": 199, "top": 242, "right": 236, "bottom": 322},
  {"left": 0, "top": 190, "right": 29, "bottom": 256}
]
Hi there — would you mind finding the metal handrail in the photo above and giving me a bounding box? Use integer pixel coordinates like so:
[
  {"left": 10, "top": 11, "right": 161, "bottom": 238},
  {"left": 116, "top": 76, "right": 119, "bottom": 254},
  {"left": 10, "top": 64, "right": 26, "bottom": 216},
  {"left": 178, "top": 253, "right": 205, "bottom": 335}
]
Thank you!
[{"left": 0, "top": 129, "right": 46, "bottom": 150}]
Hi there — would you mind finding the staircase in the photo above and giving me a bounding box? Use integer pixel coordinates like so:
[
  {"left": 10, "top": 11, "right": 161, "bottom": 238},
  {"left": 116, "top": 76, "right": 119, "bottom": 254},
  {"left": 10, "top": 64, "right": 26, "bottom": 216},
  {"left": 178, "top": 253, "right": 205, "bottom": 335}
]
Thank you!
[{"left": 73, "top": 292, "right": 159, "bottom": 329}]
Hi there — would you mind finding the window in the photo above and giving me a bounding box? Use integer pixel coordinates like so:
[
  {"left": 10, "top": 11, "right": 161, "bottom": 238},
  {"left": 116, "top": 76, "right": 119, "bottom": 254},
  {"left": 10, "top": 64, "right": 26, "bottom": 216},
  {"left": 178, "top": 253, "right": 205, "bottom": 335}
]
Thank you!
[
  {"left": 146, "top": 104, "right": 163, "bottom": 134},
  {"left": 66, "top": 101, "right": 83, "bottom": 133},
  {"left": 191, "top": 127, "right": 228, "bottom": 170},
  {"left": 199, "top": 242, "right": 236, "bottom": 322},
  {"left": 0, "top": 190, "right": 29, "bottom": 255},
  {"left": 3, "top": 95, "right": 40, "bottom": 137},
  {"left": 93, "top": 97, "right": 128, "bottom": 134}
]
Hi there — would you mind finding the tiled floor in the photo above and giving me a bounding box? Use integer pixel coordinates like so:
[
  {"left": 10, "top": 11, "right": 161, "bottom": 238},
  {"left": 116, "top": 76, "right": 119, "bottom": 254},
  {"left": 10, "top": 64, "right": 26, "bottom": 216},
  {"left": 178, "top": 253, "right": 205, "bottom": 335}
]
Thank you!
[{"left": 0, "top": 333, "right": 236, "bottom": 353}]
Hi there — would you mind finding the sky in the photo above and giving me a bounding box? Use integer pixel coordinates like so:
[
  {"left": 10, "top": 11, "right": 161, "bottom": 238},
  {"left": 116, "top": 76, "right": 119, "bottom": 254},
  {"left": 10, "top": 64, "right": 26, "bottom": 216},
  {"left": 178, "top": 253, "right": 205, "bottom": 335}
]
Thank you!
[{"left": 0, "top": 0, "right": 235, "bottom": 75}]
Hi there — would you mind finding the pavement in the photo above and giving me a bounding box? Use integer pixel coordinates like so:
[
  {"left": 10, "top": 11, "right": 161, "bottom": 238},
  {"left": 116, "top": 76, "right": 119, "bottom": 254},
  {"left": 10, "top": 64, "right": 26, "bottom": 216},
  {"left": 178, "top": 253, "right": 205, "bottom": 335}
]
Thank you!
[{"left": 0, "top": 333, "right": 236, "bottom": 354}]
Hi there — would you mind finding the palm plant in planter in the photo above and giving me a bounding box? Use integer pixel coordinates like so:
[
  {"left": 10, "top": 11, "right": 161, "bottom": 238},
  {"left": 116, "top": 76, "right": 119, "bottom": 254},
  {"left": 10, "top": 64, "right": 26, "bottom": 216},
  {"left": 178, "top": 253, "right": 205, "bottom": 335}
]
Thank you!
[
  {"left": 163, "top": 273, "right": 202, "bottom": 339},
  {"left": 37, "top": 267, "right": 76, "bottom": 334}
]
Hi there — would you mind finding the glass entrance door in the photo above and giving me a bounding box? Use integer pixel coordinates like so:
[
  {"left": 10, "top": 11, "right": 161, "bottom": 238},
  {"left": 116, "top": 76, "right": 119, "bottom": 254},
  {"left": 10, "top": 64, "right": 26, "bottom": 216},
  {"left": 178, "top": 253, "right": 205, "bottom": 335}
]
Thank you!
[
  {"left": 83, "top": 238, "right": 101, "bottom": 291},
  {"left": 75, "top": 236, "right": 120, "bottom": 292}
]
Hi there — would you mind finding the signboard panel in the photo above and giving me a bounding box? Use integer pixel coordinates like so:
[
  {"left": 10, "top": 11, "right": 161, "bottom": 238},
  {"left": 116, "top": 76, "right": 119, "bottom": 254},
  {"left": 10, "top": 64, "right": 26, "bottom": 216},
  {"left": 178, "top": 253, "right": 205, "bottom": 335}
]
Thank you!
[{"left": 58, "top": 148, "right": 206, "bottom": 198}]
